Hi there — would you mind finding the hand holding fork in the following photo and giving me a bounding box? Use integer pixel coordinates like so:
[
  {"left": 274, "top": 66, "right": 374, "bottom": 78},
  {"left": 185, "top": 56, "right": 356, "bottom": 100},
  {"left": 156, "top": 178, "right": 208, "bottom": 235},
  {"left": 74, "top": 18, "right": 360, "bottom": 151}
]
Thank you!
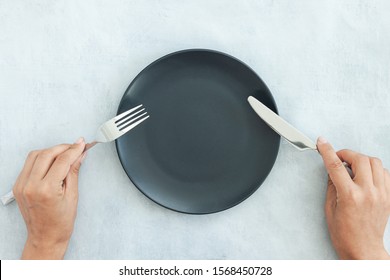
[{"left": 1, "top": 105, "right": 149, "bottom": 206}]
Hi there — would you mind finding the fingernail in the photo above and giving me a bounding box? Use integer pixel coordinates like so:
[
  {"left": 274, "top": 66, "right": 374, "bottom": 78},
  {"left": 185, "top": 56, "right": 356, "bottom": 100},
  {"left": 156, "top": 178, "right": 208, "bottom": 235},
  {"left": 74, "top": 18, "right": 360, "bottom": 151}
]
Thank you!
[
  {"left": 317, "top": 136, "right": 328, "bottom": 144},
  {"left": 75, "top": 137, "right": 84, "bottom": 144},
  {"left": 80, "top": 152, "right": 87, "bottom": 163}
]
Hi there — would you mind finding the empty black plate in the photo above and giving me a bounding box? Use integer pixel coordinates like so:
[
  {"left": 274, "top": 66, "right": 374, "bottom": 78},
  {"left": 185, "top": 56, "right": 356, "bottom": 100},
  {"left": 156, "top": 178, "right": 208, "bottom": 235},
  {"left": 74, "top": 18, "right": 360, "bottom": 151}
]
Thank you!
[{"left": 116, "top": 49, "right": 280, "bottom": 214}]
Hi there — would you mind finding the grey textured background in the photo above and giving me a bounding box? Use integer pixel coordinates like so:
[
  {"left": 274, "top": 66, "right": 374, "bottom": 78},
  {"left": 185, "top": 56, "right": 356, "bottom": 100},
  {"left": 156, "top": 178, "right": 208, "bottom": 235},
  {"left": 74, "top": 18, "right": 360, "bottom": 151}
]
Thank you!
[{"left": 1, "top": 0, "right": 390, "bottom": 259}]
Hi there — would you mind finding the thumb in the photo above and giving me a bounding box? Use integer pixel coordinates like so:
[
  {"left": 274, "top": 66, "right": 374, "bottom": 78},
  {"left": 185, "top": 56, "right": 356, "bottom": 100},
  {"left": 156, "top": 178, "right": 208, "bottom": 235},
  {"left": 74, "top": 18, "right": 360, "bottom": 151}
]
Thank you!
[
  {"left": 317, "top": 137, "right": 352, "bottom": 194},
  {"left": 64, "top": 152, "right": 87, "bottom": 198}
]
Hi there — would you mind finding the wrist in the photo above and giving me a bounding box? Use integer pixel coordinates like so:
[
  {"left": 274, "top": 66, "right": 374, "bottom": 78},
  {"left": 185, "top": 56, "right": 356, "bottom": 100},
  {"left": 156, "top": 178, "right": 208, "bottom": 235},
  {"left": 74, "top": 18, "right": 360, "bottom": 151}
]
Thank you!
[
  {"left": 357, "top": 249, "right": 390, "bottom": 260},
  {"left": 22, "top": 236, "right": 69, "bottom": 260},
  {"left": 338, "top": 244, "right": 390, "bottom": 260}
]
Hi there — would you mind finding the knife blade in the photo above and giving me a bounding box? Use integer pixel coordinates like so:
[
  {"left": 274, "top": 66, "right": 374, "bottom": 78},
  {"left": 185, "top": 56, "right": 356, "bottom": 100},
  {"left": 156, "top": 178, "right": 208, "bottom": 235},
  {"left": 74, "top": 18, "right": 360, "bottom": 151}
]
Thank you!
[{"left": 247, "top": 96, "right": 317, "bottom": 151}]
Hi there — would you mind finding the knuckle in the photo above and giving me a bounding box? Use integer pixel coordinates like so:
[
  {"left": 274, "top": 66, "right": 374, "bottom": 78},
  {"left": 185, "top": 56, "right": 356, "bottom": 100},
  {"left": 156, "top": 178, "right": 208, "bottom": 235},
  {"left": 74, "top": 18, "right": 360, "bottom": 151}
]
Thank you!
[
  {"left": 356, "top": 154, "right": 369, "bottom": 164},
  {"left": 38, "top": 183, "right": 54, "bottom": 201},
  {"left": 370, "top": 157, "right": 382, "bottom": 167},
  {"left": 38, "top": 150, "right": 54, "bottom": 160},
  {"left": 56, "top": 154, "right": 70, "bottom": 164},
  {"left": 327, "top": 159, "right": 344, "bottom": 170},
  {"left": 71, "top": 164, "right": 81, "bottom": 176},
  {"left": 367, "top": 188, "right": 378, "bottom": 201},
  {"left": 27, "top": 150, "right": 39, "bottom": 159},
  {"left": 348, "top": 190, "right": 361, "bottom": 205},
  {"left": 23, "top": 186, "right": 36, "bottom": 200},
  {"left": 57, "top": 144, "right": 71, "bottom": 152},
  {"left": 39, "top": 190, "right": 52, "bottom": 202},
  {"left": 358, "top": 187, "right": 379, "bottom": 207}
]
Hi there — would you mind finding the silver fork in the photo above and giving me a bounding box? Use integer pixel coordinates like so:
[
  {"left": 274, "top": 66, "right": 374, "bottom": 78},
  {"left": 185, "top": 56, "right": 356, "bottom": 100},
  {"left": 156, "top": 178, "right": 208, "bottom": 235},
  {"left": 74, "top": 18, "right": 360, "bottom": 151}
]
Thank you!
[
  {"left": 85, "top": 104, "right": 149, "bottom": 150},
  {"left": 1, "top": 104, "right": 149, "bottom": 206}
]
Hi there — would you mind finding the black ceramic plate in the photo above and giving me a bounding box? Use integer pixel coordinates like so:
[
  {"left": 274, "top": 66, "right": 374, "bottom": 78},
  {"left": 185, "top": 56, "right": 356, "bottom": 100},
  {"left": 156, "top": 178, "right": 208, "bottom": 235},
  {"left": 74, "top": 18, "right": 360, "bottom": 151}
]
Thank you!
[{"left": 116, "top": 49, "right": 280, "bottom": 214}]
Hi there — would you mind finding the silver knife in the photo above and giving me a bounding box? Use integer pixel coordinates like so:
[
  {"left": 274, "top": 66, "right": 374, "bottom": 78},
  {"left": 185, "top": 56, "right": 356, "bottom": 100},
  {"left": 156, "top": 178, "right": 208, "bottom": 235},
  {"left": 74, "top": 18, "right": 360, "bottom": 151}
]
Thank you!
[{"left": 247, "top": 96, "right": 317, "bottom": 151}]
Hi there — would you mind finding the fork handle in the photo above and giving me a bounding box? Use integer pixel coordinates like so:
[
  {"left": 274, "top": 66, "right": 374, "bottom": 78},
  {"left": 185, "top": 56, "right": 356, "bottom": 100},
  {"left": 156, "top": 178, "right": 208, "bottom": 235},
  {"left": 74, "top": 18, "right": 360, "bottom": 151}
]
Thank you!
[
  {"left": 85, "top": 141, "right": 98, "bottom": 151},
  {"left": 1, "top": 190, "right": 15, "bottom": 206}
]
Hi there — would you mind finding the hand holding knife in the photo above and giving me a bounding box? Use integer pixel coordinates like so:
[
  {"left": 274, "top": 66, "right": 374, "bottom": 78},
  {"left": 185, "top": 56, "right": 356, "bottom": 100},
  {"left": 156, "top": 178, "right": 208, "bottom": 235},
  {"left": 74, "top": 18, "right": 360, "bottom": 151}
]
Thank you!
[{"left": 247, "top": 95, "right": 353, "bottom": 177}]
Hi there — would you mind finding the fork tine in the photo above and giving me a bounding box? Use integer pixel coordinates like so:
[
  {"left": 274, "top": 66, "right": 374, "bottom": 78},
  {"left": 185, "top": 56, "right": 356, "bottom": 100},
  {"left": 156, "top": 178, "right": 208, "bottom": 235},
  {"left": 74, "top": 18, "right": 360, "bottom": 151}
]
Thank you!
[
  {"left": 119, "top": 115, "right": 150, "bottom": 135},
  {"left": 116, "top": 107, "right": 145, "bottom": 127},
  {"left": 118, "top": 111, "right": 148, "bottom": 130},
  {"left": 114, "top": 104, "right": 143, "bottom": 122}
]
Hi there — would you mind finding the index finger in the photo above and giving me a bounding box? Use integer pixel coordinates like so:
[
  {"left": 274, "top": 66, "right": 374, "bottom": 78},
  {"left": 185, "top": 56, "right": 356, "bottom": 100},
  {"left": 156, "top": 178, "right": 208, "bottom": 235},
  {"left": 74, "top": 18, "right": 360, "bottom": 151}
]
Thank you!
[
  {"left": 30, "top": 144, "right": 71, "bottom": 181},
  {"left": 317, "top": 137, "right": 353, "bottom": 193},
  {"left": 45, "top": 140, "right": 86, "bottom": 184}
]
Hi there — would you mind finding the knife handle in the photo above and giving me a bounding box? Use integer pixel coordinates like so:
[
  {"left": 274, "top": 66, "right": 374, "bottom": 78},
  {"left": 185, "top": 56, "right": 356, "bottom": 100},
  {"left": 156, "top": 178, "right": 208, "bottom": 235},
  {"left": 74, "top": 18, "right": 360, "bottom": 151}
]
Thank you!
[
  {"left": 343, "top": 162, "right": 354, "bottom": 178},
  {"left": 1, "top": 190, "right": 15, "bottom": 206}
]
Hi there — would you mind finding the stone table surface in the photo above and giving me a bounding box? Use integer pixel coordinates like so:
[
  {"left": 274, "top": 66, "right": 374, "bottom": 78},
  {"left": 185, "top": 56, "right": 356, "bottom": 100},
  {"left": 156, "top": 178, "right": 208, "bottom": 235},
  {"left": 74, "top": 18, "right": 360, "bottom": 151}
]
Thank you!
[{"left": 1, "top": 0, "right": 390, "bottom": 259}]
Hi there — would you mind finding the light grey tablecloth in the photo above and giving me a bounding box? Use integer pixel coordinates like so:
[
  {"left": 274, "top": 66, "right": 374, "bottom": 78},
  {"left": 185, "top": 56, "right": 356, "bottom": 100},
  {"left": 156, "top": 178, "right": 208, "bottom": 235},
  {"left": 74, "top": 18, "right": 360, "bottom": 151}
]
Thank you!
[{"left": 1, "top": 0, "right": 389, "bottom": 259}]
